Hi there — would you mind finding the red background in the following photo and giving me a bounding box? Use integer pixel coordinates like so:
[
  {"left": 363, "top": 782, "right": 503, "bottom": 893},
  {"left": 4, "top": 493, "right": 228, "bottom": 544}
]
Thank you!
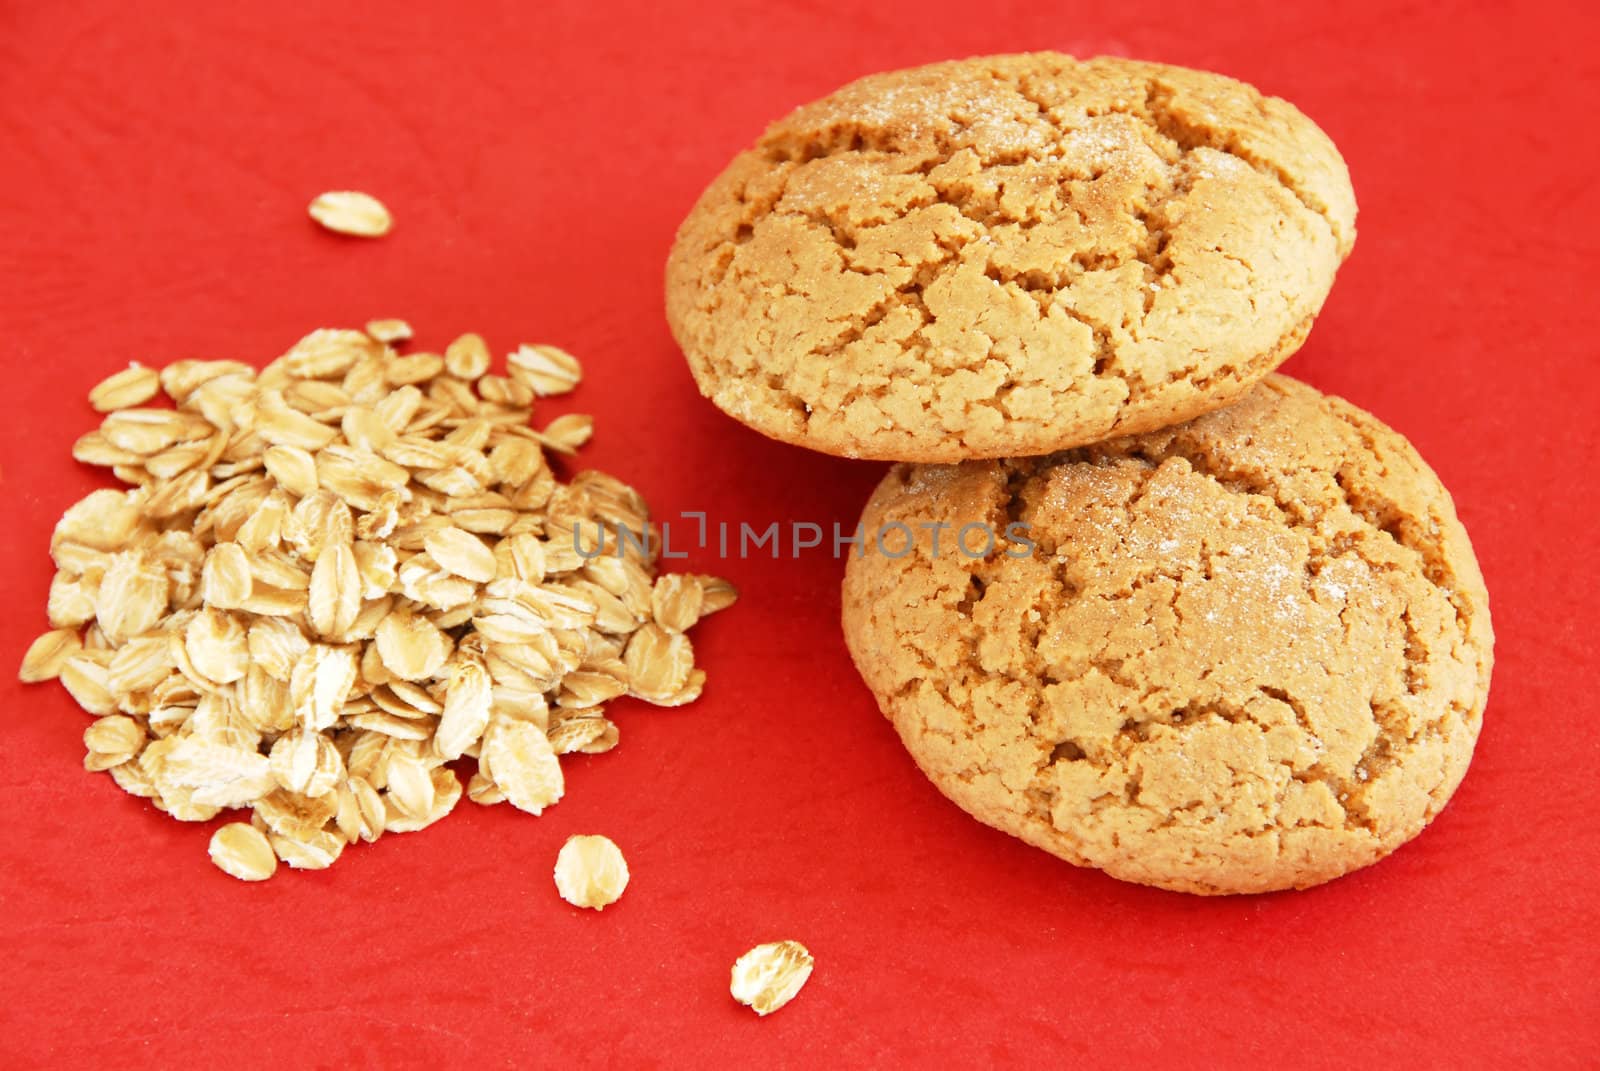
[{"left": 2, "top": 2, "right": 1596, "bottom": 1067}]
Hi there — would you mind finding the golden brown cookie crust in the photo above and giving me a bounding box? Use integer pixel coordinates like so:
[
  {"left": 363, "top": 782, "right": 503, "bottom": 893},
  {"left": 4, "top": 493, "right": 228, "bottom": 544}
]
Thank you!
[
  {"left": 667, "top": 53, "right": 1357, "bottom": 462},
  {"left": 841, "top": 377, "right": 1492, "bottom": 894}
]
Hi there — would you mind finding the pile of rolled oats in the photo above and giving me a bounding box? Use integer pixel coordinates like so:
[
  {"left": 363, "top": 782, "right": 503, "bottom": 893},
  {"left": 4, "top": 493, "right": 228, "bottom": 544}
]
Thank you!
[{"left": 18, "top": 326, "right": 735, "bottom": 878}]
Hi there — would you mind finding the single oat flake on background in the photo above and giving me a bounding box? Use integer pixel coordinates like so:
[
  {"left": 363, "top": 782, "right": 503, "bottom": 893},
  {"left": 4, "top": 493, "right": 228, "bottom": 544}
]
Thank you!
[
  {"left": 308, "top": 191, "right": 393, "bottom": 237},
  {"left": 553, "top": 834, "right": 630, "bottom": 909},
  {"left": 20, "top": 324, "right": 737, "bottom": 880},
  {"left": 730, "top": 940, "right": 814, "bottom": 1016}
]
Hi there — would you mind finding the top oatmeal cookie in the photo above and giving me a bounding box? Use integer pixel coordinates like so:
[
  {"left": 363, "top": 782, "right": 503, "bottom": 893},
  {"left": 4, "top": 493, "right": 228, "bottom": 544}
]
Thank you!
[{"left": 666, "top": 53, "right": 1357, "bottom": 462}]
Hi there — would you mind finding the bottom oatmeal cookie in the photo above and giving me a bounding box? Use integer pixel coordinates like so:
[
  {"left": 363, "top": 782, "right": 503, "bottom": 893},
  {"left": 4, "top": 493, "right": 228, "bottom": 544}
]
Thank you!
[{"left": 841, "top": 375, "right": 1493, "bottom": 894}]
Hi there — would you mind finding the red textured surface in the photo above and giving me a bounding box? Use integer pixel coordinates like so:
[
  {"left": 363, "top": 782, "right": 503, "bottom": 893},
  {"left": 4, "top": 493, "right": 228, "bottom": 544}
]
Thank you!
[{"left": 2, "top": 2, "right": 1596, "bottom": 1067}]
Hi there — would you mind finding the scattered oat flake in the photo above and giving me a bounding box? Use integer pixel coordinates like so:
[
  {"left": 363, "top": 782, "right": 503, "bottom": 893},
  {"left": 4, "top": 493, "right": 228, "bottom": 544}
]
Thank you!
[
  {"left": 623, "top": 624, "right": 693, "bottom": 700},
  {"left": 436, "top": 659, "right": 492, "bottom": 760},
  {"left": 731, "top": 941, "right": 814, "bottom": 1016},
  {"left": 444, "top": 333, "right": 492, "bottom": 380},
  {"left": 375, "top": 610, "right": 450, "bottom": 681},
  {"left": 19, "top": 628, "right": 82, "bottom": 683},
  {"left": 83, "top": 714, "right": 145, "bottom": 770},
  {"left": 696, "top": 576, "right": 740, "bottom": 616},
  {"left": 466, "top": 771, "right": 506, "bottom": 806},
  {"left": 385, "top": 751, "right": 436, "bottom": 819},
  {"left": 425, "top": 527, "right": 497, "bottom": 584},
  {"left": 553, "top": 834, "right": 629, "bottom": 910},
  {"left": 651, "top": 574, "right": 704, "bottom": 633},
  {"left": 484, "top": 718, "right": 564, "bottom": 815},
  {"left": 88, "top": 364, "right": 161, "bottom": 412},
  {"left": 271, "top": 828, "right": 346, "bottom": 869},
  {"left": 59, "top": 656, "right": 115, "bottom": 715},
  {"left": 208, "top": 822, "right": 279, "bottom": 882},
  {"left": 308, "top": 190, "right": 392, "bottom": 237},
  {"left": 365, "top": 318, "right": 413, "bottom": 344},
  {"left": 508, "top": 344, "right": 582, "bottom": 396},
  {"left": 307, "top": 543, "right": 360, "bottom": 638},
  {"left": 268, "top": 728, "right": 343, "bottom": 797},
  {"left": 547, "top": 715, "right": 619, "bottom": 755},
  {"left": 539, "top": 413, "right": 594, "bottom": 454}
]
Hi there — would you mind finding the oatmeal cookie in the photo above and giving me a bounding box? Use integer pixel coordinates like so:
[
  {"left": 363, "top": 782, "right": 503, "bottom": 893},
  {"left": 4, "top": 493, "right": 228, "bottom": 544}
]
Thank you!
[
  {"left": 841, "top": 376, "right": 1491, "bottom": 894},
  {"left": 667, "top": 53, "right": 1356, "bottom": 462}
]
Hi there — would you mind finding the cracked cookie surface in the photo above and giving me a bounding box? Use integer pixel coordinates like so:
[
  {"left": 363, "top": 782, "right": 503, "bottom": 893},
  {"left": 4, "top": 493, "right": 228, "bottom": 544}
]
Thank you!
[
  {"left": 841, "top": 376, "right": 1492, "bottom": 894},
  {"left": 666, "top": 53, "right": 1357, "bottom": 462}
]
